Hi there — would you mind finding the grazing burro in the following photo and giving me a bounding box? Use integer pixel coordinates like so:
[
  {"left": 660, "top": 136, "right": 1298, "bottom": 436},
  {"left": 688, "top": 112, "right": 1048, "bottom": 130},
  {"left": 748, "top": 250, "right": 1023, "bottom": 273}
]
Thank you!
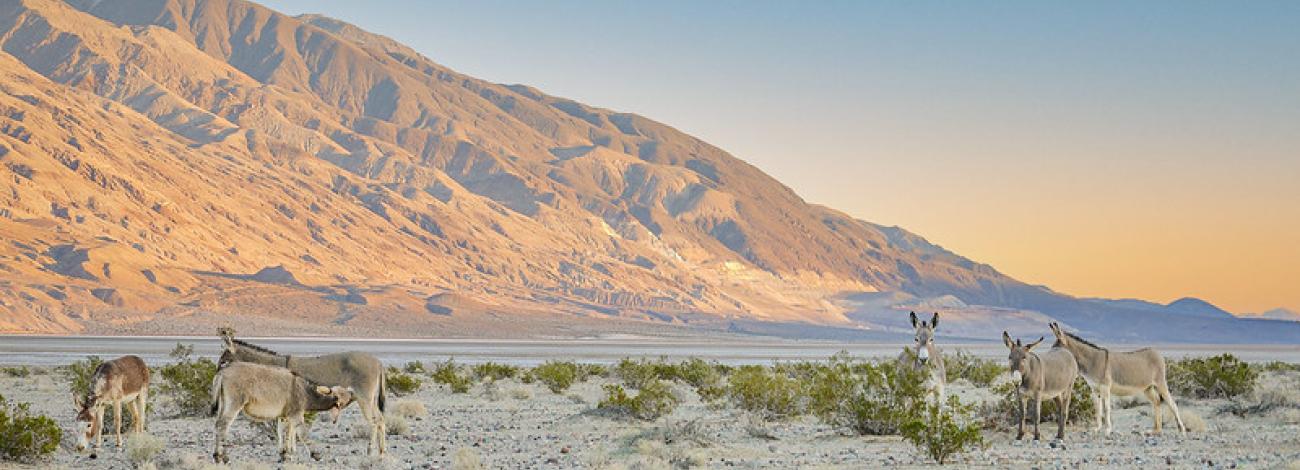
[
  {"left": 210, "top": 362, "right": 355, "bottom": 463},
  {"left": 1003, "top": 330, "right": 1078, "bottom": 441},
  {"left": 217, "top": 332, "right": 389, "bottom": 455},
  {"left": 72, "top": 355, "right": 150, "bottom": 456},
  {"left": 898, "top": 311, "right": 946, "bottom": 405},
  {"left": 1049, "top": 322, "right": 1186, "bottom": 434}
]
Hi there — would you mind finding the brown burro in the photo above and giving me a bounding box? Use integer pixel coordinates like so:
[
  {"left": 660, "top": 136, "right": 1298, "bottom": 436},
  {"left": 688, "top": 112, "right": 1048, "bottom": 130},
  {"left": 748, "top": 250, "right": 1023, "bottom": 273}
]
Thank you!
[{"left": 72, "top": 355, "right": 150, "bottom": 457}]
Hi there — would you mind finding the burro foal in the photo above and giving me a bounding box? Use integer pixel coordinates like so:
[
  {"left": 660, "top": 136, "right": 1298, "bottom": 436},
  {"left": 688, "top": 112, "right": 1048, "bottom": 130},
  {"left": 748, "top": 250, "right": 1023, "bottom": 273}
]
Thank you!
[
  {"left": 73, "top": 355, "right": 150, "bottom": 456},
  {"left": 1049, "top": 322, "right": 1185, "bottom": 434},
  {"left": 210, "top": 362, "right": 354, "bottom": 463},
  {"left": 1004, "top": 332, "right": 1078, "bottom": 441}
]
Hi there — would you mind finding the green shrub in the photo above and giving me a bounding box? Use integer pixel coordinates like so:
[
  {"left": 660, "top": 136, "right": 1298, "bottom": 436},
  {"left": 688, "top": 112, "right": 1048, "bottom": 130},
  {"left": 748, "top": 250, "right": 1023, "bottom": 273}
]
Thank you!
[
  {"left": 533, "top": 361, "right": 579, "bottom": 394},
  {"left": 402, "top": 361, "right": 427, "bottom": 374},
  {"left": 944, "top": 351, "right": 1003, "bottom": 387},
  {"left": 677, "top": 358, "right": 725, "bottom": 403},
  {"left": 159, "top": 343, "right": 219, "bottom": 417},
  {"left": 900, "top": 396, "right": 984, "bottom": 465},
  {"left": 616, "top": 358, "right": 663, "bottom": 389},
  {"left": 387, "top": 369, "right": 425, "bottom": 395},
  {"left": 983, "top": 378, "right": 1094, "bottom": 430},
  {"left": 472, "top": 362, "right": 521, "bottom": 382},
  {"left": 1, "top": 366, "right": 31, "bottom": 378},
  {"left": 576, "top": 363, "right": 608, "bottom": 381},
  {"left": 598, "top": 381, "right": 680, "bottom": 421},
  {"left": 1168, "top": 354, "right": 1258, "bottom": 399},
  {"left": 806, "top": 356, "right": 929, "bottom": 435},
  {"left": 1257, "top": 361, "right": 1300, "bottom": 374},
  {"left": 430, "top": 359, "right": 471, "bottom": 394},
  {"left": 726, "top": 365, "right": 805, "bottom": 420},
  {"left": 0, "top": 393, "right": 61, "bottom": 462},
  {"left": 62, "top": 355, "right": 105, "bottom": 398}
]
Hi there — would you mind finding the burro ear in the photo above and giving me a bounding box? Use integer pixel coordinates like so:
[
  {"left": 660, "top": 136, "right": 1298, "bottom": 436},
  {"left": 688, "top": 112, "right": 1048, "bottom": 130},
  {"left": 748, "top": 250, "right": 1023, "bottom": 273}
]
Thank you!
[
  {"left": 72, "top": 393, "right": 83, "bottom": 409},
  {"left": 1026, "top": 336, "right": 1045, "bottom": 351},
  {"left": 910, "top": 311, "right": 919, "bottom": 328},
  {"left": 316, "top": 385, "right": 331, "bottom": 395},
  {"left": 930, "top": 312, "right": 939, "bottom": 329},
  {"left": 1002, "top": 331, "right": 1013, "bottom": 349}
]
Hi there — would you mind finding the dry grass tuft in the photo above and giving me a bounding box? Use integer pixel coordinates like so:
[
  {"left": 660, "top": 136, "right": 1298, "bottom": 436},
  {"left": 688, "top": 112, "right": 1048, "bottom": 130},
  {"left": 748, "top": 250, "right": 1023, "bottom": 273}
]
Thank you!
[
  {"left": 127, "top": 433, "right": 165, "bottom": 468},
  {"left": 384, "top": 412, "right": 411, "bottom": 436},
  {"left": 391, "top": 399, "right": 427, "bottom": 419},
  {"left": 452, "top": 447, "right": 485, "bottom": 470},
  {"left": 1177, "top": 409, "right": 1207, "bottom": 432},
  {"left": 744, "top": 413, "right": 777, "bottom": 440},
  {"left": 510, "top": 387, "right": 533, "bottom": 400}
]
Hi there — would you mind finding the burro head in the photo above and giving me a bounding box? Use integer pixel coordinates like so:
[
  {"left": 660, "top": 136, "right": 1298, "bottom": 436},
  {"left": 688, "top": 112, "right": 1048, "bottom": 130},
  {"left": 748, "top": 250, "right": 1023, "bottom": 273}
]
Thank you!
[
  {"left": 1003, "top": 331, "right": 1043, "bottom": 383},
  {"left": 71, "top": 393, "right": 99, "bottom": 453},
  {"left": 911, "top": 311, "right": 939, "bottom": 364}
]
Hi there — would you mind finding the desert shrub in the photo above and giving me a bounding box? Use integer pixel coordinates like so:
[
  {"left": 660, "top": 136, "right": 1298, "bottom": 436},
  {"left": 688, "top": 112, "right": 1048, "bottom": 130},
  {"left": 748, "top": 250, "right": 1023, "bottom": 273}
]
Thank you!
[
  {"left": 63, "top": 355, "right": 105, "bottom": 397},
  {"left": 743, "top": 413, "right": 777, "bottom": 440},
  {"left": 1168, "top": 354, "right": 1258, "bottom": 399},
  {"left": 576, "top": 363, "right": 608, "bottom": 380},
  {"left": 383, "top": 412, "right": 410, "bottom": 436},
  {"left": 453, "top": 447, "right": 485, "bottom": 470},
  {"left": 1217, "top": 381, "right": 1300, "bottom": 417},
  {"left": 391, "top": 399, "right": 427, "bottom": 419},
  {"left": 726, "top": 365, "right": 805, "bottom": 420},
  {"left": 676, "top": 358, "right": 726, "bottom": 403},
  {"left": 472, "top": 362, "right": 520, "bottom": 382},
  {"left": 983, "top": 378, "right": 1094, "bottom": 430},
  {"left": 0, "top": 393, "right": 61, "bottom": 462},
  {"left": 402, "top": 361, "right": 427, "bottom": 374},
  {"left": 1257, "top": 361, "right": 1300, "bottom": 374},
  {"left": 533, "top": 361, "right": 579, "bottom": 394},
  {"left": 598, "top": 381, "right": 680, "bottom": 421},
  {"left": 806, "top": 355, "right": 930, "bottom": 435},
  {"left": 900, "top": 396, "right": 984, "bottom": 465},
  {"left": 126, "top": 433, "right": 164, "bottom": 467},
  {"left": 430, "top": 359, "right": 470, "bottom": 394},
  {"left": 944, "top": 350, "right": 1004, "bottom": 387},
  {"left": 1, "top": 366, "right": 31, "bottom": 378},
  {"left": 510, "top": 387, "right": 533, "bottom": 400},
  {"left": 159, "top": 343, "right": 219, "bottom": 416},
  {"left": 386, "top": 369, "right": 424, "bottom": 396},
  {"left": 616, "top": 358, "right": 664, "bottom": 389}
]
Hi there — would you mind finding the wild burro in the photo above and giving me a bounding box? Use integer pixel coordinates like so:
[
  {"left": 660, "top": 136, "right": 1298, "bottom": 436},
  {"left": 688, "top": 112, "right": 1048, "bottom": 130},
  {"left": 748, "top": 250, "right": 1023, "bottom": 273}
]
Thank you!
[
  {"left": 898, "top": 311, "right": 946, "bottom": 405},
  {"left": 217, "top": 332, "right": 388, "bottom": 455},
  {"left": 1050, "top": 322, "right": 1186, "bottom": 434},
  {"left": 72, "top": 355, "right": 150, "bottom": 457},
  {"left": 210, "top": 362, "right": 354, "bottom": 463},
  {"left": 1003, "top": 329, "right": 1079, "bottom": 441}
]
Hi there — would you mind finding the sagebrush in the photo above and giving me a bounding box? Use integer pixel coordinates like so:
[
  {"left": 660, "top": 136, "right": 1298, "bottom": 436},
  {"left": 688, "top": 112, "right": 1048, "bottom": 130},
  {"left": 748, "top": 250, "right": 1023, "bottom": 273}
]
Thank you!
[
  {"left": 901, "top": 396, "right": 984, "bottom": 465},
  {"left": 0, "top": 393, "right": 61, "bottom": 462},
  {"left": 159, "top": 343, "right": 218, "bottom": 416},
  {"left": 1168, "top": 354, "right": 1257, "bottom": 399}
]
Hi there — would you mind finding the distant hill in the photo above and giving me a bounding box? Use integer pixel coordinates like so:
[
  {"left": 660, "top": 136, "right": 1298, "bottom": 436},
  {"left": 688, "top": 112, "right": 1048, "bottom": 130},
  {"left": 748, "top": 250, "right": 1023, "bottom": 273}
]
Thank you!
[{"left": 0, "top": 0, "right": 1296, "bottom": 343}]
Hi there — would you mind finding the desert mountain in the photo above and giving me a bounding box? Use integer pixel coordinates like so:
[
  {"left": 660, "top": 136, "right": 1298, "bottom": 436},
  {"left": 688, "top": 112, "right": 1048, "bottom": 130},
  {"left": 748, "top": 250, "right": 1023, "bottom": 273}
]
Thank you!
[{"left": 0, "top": 0, "right": 1295, "bottom": 343}]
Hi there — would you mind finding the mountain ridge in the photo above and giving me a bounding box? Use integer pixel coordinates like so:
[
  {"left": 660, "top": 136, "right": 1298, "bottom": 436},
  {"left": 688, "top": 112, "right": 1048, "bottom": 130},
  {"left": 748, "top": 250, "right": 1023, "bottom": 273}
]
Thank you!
[{"left": 0, "top": 0, "right": 1295, "bottom": 343}]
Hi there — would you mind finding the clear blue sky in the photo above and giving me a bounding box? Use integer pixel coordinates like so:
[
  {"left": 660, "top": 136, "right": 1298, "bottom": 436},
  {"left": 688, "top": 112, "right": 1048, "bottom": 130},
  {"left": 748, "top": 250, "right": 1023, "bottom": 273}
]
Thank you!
[{"left": 260, "top": 0, "right": 1300, "bottom": 313}]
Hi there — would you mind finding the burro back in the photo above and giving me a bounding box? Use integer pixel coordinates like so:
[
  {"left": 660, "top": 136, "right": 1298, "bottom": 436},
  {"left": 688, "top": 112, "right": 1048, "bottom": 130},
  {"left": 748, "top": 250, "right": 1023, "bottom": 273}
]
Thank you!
[{"left": 1049, "top": 322, "right": 1186, "bottom": 434}]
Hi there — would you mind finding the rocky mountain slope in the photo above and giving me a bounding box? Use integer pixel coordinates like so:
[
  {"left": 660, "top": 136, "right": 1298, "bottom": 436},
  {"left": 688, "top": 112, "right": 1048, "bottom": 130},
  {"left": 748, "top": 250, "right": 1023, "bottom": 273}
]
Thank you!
[{"left": 0, "top": 0, "right": 1294, "bottom": 342}]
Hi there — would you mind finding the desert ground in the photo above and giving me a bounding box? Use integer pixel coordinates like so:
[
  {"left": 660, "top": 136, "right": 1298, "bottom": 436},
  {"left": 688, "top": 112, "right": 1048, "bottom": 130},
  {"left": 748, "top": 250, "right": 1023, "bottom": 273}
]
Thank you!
[{"left": 2, "top": 350, "right": 1299, "bottom": 470}]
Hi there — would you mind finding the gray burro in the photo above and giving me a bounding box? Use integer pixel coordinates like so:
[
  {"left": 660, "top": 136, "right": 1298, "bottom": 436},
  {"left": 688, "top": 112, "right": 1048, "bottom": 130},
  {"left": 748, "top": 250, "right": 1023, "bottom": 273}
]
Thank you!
[
  {"left": 1003, "top": 330, "right": 1079, "bottom": 441},
  {"left": 1050, "top": 322, "right": 1186, "bottom": 434},
  {"left": 210, "top": 362, "right": 355, "bottom": 463},
  {"left": 218, "top": 332, "right": 389, "bottom": 455}
]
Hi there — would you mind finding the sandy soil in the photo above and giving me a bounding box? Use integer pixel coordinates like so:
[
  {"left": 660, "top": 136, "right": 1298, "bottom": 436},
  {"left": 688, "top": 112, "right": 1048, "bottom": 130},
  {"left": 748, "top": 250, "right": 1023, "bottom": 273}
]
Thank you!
[{"left": 2, "top": 366, "right": 1298, "bottom": 469}]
